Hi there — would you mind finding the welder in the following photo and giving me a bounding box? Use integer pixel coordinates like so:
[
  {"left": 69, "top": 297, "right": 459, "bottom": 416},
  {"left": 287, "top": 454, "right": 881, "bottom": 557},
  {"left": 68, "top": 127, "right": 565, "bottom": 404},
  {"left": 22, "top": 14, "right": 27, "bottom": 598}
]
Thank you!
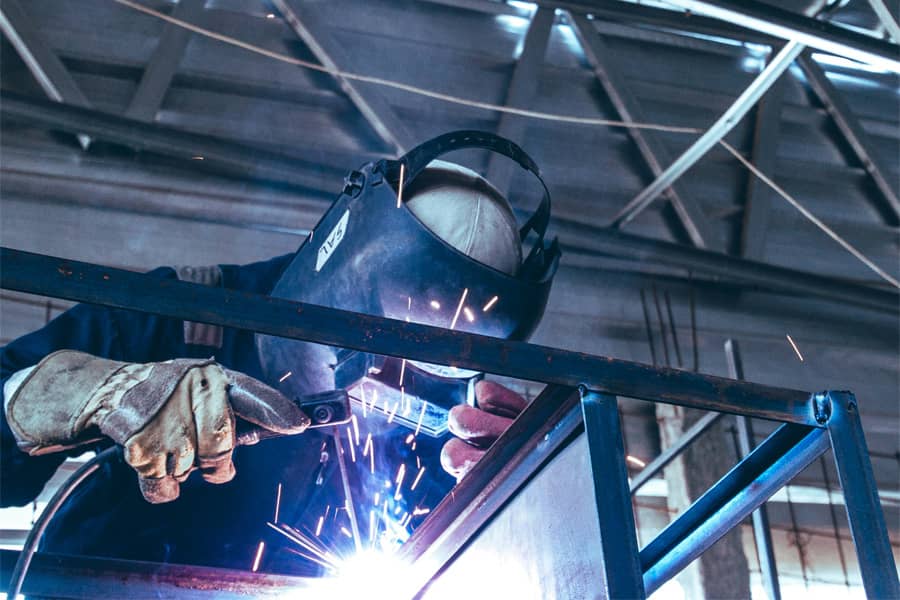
[{"left": 0, "top": 131, "right": 559, "bottom": 574}]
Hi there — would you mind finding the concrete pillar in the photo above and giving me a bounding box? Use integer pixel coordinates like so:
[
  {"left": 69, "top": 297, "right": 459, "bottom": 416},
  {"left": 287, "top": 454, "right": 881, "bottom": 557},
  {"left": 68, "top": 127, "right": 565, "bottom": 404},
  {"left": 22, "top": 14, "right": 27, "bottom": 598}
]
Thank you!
[{"left": 656, "top": 404, "right": 752, "bottom": 599}]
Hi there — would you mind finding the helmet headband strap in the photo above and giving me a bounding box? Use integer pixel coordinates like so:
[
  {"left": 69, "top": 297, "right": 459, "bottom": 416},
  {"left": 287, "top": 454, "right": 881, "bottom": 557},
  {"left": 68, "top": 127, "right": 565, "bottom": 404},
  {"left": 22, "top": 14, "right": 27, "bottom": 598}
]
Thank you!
[{"left": 378, "top": 130, "right": 552, "bottom": 270}]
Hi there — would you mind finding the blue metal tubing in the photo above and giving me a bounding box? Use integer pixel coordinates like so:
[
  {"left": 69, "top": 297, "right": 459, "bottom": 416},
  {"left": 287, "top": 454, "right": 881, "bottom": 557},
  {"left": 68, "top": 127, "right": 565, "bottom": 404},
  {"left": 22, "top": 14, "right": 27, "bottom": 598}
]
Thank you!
[
  {"left": 825, "top": 392, "right": 900, "bottom": 599},
  {"left": 640, "top": 422, "right": 811, "bottom": 570},
  {"left": 581, "top": 390, "right": 646, "bottom": 599},
  {"left": 642, "top": 426, "right": 830, "bottom": 596}
]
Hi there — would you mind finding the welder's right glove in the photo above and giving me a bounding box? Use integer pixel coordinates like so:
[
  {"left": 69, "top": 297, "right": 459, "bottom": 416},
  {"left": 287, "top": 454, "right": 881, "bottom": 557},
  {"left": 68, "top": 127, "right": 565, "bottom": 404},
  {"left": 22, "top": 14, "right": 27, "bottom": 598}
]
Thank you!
[
  {"left": 440, "top": 381, "right": 528, "bottom": 481},
  {"left": 5, "top": 350, "right": 310, "bottom": 503}
]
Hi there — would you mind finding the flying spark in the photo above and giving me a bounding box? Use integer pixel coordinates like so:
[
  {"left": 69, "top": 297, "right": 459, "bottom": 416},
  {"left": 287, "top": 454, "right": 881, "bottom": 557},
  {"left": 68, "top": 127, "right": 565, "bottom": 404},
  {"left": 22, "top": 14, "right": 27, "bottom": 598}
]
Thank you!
[
  {"left": 191, "top": 155, "right": 204, "bottom": 160},
  {"left": 266, "top": 12, "right": 275, "bottom": 18},
  {"left": 414, "top": 402, "right": 427, "bottom": 437},
  {"left": 396, "top": 163, "right": 406, "bottom": 208},
  {"left": 315, "top": 515, "right": 325, "bottom": 536},
  {"left": 429, "top": 300, "right": 441, "bottom": 310},
  {"left": 786, "top": 334, "right": 804, "bottom": 361},
  {"left": 278, "top": 371, "right": 292, "bottom": 383},
  {"left": 405, "top": 433, "right": 414, "bottom": 444},
  {"left": 463, "top": 307, "right": 475, "bottom": 322},
  {"left": 360, "top": 385, "right": 368, "bottom": 418},
  {"left": 411, "top": 466, "right": 426, "bottom": 491},
  {"left": 369, "top": 509, "right": 377, "bottom": 544},
  {"left": 370, "top": 388, "right": 379, "bottom": 412},
  {"left": 369, "top": 442, "right": 375, "bottom": 474},
  {"left": 394, "top": 464, "right": 406, "bottom": 500},
  {"left": 626, "top": 455, "right": 647, "bottom": 468},
  {"left": 362, "top": 433, "right": 373, "bottom": 457},
  {"left": 251, "top": 541, "right": 265, "bottom": 572},
  {"left": 341, "top": 527, "right": 353, "bottom": 539},
  {"left": 351, "top": 414, "right": 360, "bottom": 445},
  {"left": 399, "top": 359, "right": 407, "bottom": 387},
  {"left": 386, "top": 401, "right": 399, "bottom": 424},
  {"left": 483, "top": 295, "right": 499, "bottom": 312},
  {"left": 274, "top": 482, "right": 283, "bottom": 522},
  {"left": 346, "top": 428, "right": 357, "bottom": 463},
  {"left": 412, "top": 506, "right": 430, "bottom": 516},
  {"left": 449, "top": 288, "right": 469, "bottom": 330}
]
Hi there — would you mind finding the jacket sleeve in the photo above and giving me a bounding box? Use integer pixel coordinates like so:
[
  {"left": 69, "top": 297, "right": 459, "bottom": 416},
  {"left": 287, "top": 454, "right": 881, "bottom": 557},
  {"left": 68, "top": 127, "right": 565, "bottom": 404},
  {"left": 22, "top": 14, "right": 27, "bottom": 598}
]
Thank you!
[{"left": 0, "top": 268, "right": 182, "bottom": 507}]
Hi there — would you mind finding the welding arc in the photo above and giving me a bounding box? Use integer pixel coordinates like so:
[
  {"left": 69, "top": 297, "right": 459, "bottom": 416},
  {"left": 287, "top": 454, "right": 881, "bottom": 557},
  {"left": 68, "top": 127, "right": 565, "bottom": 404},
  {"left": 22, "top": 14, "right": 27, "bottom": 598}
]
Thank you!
[{"left": 111, "top": 0, "right": 900, "bottom": 289}]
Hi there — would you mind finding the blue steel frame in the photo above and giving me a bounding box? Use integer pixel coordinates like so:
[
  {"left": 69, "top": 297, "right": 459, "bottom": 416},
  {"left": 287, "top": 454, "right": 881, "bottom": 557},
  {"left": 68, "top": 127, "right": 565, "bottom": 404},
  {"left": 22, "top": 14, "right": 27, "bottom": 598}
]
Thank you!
[{"left": 0, "top": 248, "right": 897, "bottom": 599}]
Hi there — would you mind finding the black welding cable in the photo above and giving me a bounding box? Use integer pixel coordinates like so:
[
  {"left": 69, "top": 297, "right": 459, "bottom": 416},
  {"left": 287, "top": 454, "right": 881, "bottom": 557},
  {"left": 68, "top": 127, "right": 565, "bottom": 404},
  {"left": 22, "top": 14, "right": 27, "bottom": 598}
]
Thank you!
[{"left": 7, "top": 446, "right": 120, "bottom": 598}]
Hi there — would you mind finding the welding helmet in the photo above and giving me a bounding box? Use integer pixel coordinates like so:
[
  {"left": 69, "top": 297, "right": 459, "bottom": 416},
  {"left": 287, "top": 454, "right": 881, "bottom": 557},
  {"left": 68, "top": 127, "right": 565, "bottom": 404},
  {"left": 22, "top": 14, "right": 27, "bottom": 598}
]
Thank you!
[{"left": 256, "top": 131, "right": 560, "bottom": 436}]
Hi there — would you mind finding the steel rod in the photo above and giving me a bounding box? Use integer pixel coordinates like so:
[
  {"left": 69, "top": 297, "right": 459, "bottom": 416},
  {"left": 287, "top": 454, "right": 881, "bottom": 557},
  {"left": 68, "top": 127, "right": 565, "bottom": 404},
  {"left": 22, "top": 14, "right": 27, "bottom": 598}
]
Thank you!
[
  {"left": 640, "top": 422, "right": 814, "bottom": 570},
  {"left": 629, "top": 411, "right": 724, "bottom": 494},
  {"left": 726, "top": 339, "right": 782, "bottom": 600},
  {"left": 642, "top": 426, "right": 830, "bottom": 595},
  {"left": 660, "top": 0, "right": 900, "bottom": 72},
  {"left": 0, "top": 247, "right": 817, "bottom": 425}
]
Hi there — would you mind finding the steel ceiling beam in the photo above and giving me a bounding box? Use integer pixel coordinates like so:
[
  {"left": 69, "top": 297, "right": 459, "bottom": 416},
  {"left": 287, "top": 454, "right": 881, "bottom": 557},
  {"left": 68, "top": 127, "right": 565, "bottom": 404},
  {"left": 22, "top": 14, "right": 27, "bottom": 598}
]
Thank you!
[
  {"left": 867, "top": 0, "right": 900, "bottom": 43},
  {"left": 740, "top": 61, "right": 787, "bottom": 260},
  {"left": 557, "top": 222, "right": 898, "bottom": 313},
  {"left": 797, "top": 51, "right": 900, "bottom": 226},
  {"left": 272, "top": 0, "right": 415, "bottom": 155},
  {"left": 610, "top": 41, "right": 805, "bottom": 229},
  {"left": 486, "top": 6, "right": 555, "bottom": 194},
  {"left": 0, "top": 90, "right": 336, "bottom": 193},
  {"left": 569, "top": 14, "right": 721, "bottom": 250},
  {"left": 659, "top": 0, "right": 900, "bottom": 72},
  {"left": 0, "top": 0, "right": 92, "bottom": 149},
  {"left": 125, "top": 0, "right": 205, "bottom": 122}
]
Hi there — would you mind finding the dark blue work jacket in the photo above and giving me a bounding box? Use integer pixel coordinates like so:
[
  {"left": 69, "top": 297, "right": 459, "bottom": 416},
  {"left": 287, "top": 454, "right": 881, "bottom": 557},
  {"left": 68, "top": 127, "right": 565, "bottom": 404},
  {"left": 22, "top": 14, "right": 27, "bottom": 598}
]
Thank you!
[{"left": 0, "top": 254, "right": 339, "bottom": 575}]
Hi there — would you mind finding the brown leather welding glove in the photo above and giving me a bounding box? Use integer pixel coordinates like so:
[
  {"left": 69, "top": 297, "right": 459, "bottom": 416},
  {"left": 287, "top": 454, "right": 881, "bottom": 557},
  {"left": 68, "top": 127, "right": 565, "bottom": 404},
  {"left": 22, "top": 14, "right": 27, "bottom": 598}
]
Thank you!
[
  {"left": 440, "top": 380, "right": 528, "bottom": 481},
  {"left": 6, "top": 350, "right": 310, "bottom": 503}
]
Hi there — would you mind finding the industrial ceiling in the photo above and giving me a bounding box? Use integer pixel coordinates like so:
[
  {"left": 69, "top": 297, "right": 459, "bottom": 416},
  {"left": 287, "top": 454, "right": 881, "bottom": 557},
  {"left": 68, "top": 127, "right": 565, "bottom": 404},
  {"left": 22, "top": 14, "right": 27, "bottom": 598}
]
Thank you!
[{"left": 0, "top": 0, "right": 897, "bottom": 590}]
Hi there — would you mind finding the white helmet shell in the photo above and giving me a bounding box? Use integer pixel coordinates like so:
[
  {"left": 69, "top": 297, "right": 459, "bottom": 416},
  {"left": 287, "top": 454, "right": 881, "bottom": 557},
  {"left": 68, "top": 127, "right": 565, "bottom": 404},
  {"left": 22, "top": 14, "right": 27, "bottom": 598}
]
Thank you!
[{"left": 405, "top": 160, "right": 522, "bottom": 277}]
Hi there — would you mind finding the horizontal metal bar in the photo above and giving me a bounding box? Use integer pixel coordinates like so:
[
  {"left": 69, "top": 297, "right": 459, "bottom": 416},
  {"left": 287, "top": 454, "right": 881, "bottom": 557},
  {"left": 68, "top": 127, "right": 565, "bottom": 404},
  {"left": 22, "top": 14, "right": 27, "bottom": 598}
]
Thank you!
[
  {"left": 640, "top": 422, "right": 815, "bottom": 570},
  {"left": 642, "top": 426, "right": 829, "bottom": 595},
  {"left": 661, "top": 0, "right": 900, "bottom": 72},
  {"left": 0, "top": 549, "right": 318, "bottom": 599},
  {"left": 402, "top": 385, "right": 582, "bottom": 595},
  {"left": 629, "top": 411, "right": 724, "bottom": 494},
  {"left": 0, "top": 248, "right": 817, "bottom": 425},
  {"left": 559, "top": 224, "right": 899, "bottom": 313}
]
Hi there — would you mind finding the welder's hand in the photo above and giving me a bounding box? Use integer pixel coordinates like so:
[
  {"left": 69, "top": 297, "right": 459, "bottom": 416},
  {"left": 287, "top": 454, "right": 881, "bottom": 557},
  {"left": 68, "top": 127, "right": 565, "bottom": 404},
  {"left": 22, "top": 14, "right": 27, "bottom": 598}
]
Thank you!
[
  {"left": 440, "top": 381, "right": 528, "bottom": 481},
  {"left": 5, "top": 350, "right": 310, "bottom": 503}
]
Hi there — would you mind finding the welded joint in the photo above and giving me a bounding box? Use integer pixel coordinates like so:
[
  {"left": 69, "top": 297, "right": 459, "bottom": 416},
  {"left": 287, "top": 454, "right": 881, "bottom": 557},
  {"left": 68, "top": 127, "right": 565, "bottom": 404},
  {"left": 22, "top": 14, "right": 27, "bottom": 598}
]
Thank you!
[{"left": 813, "top": 391, "right": 858, "bottom": 425}]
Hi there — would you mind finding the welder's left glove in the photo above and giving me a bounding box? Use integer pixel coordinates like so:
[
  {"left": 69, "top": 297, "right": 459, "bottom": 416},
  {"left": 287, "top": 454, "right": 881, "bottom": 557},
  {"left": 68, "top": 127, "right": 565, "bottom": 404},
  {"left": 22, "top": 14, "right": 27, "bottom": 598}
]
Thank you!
[{"left": 440, "top": 381, "right": 528, "bottom": 481}]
